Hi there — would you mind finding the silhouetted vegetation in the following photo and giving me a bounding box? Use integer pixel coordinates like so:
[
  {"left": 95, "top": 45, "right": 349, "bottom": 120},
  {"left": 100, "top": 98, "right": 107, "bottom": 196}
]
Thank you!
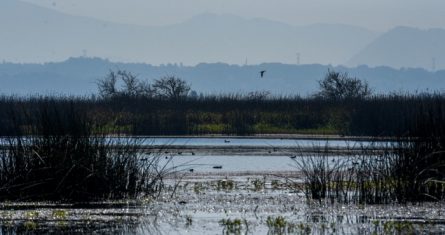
[
  {"left": 97, "top": 70, "right": 190, "bottom": 100},
  {"left": 294, "top": 106, "right": 445, "bottom": 204},
  {"left": 316, "top": 70, "right": 372, "bottom": 99},
  {"left": 152, "top": 76, "right": 191, "bottom": 100},
  {"left": 0, "top": 93, "right": 445, "bottom": 136},
  {"left": 0, "top": 70, "right": 444, "bottom": 205},
  {"left": 0, "top": 99, "right": 169, "bottom": 201}
]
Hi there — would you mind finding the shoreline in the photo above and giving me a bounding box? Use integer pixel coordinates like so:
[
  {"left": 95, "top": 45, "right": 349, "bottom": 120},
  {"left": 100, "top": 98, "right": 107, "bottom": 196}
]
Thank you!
[{"left": 130, "top": 134, "right": 396, "bottom": 141}]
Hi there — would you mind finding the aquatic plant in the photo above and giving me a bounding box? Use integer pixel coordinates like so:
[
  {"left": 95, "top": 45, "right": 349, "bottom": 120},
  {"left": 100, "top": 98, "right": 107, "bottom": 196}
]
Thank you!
[
  {"left": 266, "top": 216, "right": 302, "bottom": 235},
  {"left": 193, "top": 182, "right": 204, "bottom": 194},
  {"left": 185, "top": 215, "right": 193, "bottom": 227},
  {"left": 52, "top": 210, "right": 68, "bottom": 220},
  {"left": 219, "top": 218, "right": 248, "bottom": 235},
  {"left": 0, "top": 100, "right": 170, "bottom": 201},
  {"left": 251, "top": 178, "right": 265, "bottom": 191},
  {"left": 266, "top": 216, "right": 286, "bottom": 233},
  {"left": 271, "top": 180, "right": 281, "bottom": 190},
  {"left": 294, "top": 131, "right": 445, "bottom": 204},
  {"left": 217, "top": 179, "right": 235, "bottom": 191}
]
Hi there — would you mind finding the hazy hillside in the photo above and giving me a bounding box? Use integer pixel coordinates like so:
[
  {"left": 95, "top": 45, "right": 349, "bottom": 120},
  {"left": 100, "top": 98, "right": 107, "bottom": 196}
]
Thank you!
[
  {"left": 1, "top": 0, "right": 377, "bottom": 65},
  {"left": 0, "top": 57, "right": 444, "bottom": 96},
  {"left": 348, "top": 26, "right": 445, "bottom": 70}
]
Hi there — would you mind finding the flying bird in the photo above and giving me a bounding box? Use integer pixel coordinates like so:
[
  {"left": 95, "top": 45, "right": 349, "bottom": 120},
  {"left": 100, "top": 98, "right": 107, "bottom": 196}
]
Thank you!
[{"left": 259, "top": 70, "right": 266, "bottom": 78}]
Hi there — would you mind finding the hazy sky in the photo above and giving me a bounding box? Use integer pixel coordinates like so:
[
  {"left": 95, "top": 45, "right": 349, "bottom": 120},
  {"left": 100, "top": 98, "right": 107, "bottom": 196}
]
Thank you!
[{"left": 21, "top": 0, "right": 445, "bottom": 31}]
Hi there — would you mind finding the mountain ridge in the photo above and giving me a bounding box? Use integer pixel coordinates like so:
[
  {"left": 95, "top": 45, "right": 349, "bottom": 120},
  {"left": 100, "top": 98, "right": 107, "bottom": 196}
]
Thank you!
[
  {"left": 1, "top": 1, "right": 377, "bottom": 65},
  {"left": 1, "top": 57, "right": 444, "bottom": 96},
  {"left": 348, "top": 26, "right": 445, "bottom": 70}
]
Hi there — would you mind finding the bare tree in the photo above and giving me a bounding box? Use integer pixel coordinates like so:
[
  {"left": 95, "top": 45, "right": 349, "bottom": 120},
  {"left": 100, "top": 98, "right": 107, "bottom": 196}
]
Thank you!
[
  {"left": 152, "top": 76, "right": 191, "bottom": 100},
  {"left": 317, "top": 70, "right": 372, "bottom": 99},
  {"left": 138, "top": 81, "right": 156, "bottom": 98},
  {"left": 97, "top": 70, "right": 155, "bottom": 98},
  {"left": 119, "top": 70, "right": 139, "bottom": 97},
  {"left": 97, "top": 70, "right": 118, "bottom": 98}
]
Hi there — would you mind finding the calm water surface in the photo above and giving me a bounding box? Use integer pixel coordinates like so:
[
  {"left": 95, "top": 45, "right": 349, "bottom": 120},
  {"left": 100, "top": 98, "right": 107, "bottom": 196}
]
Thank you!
[{"left": 136, "top": 137, "right": 384, "bottom": 148}]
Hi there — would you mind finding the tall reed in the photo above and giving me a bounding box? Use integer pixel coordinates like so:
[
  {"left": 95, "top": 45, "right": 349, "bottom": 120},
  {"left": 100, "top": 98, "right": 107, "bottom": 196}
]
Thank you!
[{"left": 0, "top": 99, "right": 168, "bottom": 201}]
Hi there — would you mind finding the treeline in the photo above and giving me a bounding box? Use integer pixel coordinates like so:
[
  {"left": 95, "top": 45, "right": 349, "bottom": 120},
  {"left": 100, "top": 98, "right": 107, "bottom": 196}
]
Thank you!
[{"left": 0, "top": 93, "right": 444, "bottom": 137}]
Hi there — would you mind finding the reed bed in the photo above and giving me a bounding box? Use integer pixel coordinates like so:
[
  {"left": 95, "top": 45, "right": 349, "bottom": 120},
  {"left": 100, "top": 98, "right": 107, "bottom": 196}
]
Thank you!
[{"left": 0, "top": 99, "right": 170, "bottom": 201}]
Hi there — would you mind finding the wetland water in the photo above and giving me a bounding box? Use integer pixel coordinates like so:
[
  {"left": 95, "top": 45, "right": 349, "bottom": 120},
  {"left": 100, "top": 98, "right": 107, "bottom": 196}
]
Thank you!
[
  {"left": 139, "top": 137, "right": 377, "bottom": 147},
  {"left": 1, "top": 137, "right": 444, "bottom": 234}
]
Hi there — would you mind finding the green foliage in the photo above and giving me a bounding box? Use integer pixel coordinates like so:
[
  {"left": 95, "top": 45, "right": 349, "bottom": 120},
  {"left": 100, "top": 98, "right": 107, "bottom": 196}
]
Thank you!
[
  {"left": 251, "top": 178, "right": 265, "bottom": 191},
  {"left": 52, "top": 210, "right": 68, "bottom": 220},
  {"left": 383, "top": 221, "right": 415, "bottom": 234},
  {"left": 193, "top": 182, "right": 204, "bottom": 194},
  {"left": 266, "top": 216, "right": 289, "bottom": 234},
  {"left": 23, "top": 221, "right": 38, "bottom": 231},
  {"left": 219, "top": 218, "right": 247, "bottom": 235},
  {"left": 217, "top": 180, "right": 235, "bottom": 191}
]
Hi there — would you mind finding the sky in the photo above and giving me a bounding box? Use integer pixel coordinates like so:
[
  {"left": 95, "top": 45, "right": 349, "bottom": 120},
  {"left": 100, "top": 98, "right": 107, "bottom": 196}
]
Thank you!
[{"left": 21, "top": 0, "right": 445, "bottom": 31}]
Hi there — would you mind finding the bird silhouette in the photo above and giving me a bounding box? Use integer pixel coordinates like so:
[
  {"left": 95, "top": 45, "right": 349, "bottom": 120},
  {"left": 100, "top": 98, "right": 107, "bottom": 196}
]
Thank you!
[{"left": 260, "top": 70, "right": 266, "bottom": 78}]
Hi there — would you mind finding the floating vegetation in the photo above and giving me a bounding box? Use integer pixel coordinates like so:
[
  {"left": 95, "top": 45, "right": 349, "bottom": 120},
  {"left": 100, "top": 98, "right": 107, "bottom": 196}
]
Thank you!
[
  {"left": 52, "top": 210, "right": 68, "bottom": 220},
  {"left": 219, "top": 218, "right": 248, "bottom": 235},
  {"left": 217, "top": 180, "right": 235, "bottom": 191},
  {"left": 266, "top": 216, "right": 288, "bottom": 234},
  {"left": 193, "top": 182, "right": 205, "bottom": 194},
  {"left": 251, "top": 178, "right": 265, "bottom": 191}
]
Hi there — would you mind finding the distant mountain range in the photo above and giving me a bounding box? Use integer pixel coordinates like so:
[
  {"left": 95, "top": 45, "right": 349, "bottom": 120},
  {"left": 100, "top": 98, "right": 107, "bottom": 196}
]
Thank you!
[
  {"left": 348, "top": 26, "right": 445, "bottom": 70},
  {"left": 0, "top": 57, "right": 444, "bottom": 95},
  {"left": 1, "top": 0, "right": 445, "bottom": 95},
  {"left": 2, "top": 0, "right": 445, "bottom": 69},
  {"left": 1, "top": 0, "right": 377, "bottom": 66}
]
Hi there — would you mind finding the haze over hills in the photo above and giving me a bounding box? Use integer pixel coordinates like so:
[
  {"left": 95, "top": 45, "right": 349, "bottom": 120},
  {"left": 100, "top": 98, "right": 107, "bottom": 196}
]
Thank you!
[
  {"left": 348, "top": 26, "right": 445, "bottom": 70},
  {"left": 0, "top": 57, "right": 444, "bottom": 96},
  {"left": 1, "top": 0, "right": 445, "bottom": 95},
  {"left": 0, "top": 0, "right": 378, "bottom": 65},
  {"left": 3, "top": 0, "right": 445, "bottom": 69}
]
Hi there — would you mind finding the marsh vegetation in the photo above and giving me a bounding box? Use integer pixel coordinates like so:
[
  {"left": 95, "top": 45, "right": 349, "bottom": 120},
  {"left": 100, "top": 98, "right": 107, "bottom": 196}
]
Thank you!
[{"left": 0, "top": 71, "right": 444, "bottom": 233}]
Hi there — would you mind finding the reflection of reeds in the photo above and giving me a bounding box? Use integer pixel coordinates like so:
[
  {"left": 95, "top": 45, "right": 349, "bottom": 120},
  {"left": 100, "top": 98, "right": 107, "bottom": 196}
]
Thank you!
[{"left": 0, "top": 100, "right": 170, "bottom": 202}]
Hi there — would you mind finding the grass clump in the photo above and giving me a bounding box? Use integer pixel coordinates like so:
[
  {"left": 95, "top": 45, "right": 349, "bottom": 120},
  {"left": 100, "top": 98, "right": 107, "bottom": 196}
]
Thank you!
[
  {"left": 251, "top": 178, "right": 265, "bottom": 191},
  {"left": 294, "top": 109, "right": 445, "bottom": 205},
  {"left": 217, "top": 180, "right": 235, "bottom": 191},
  {"left": 266, "top": 216, "right": 303, "bottom": 234},
  {"left": 266, "top": 216, "right": 287, "bottom": 234},
  {"left": 219, "top": 218, "right": 248, "bottom": 235},
  {"left": 0, "top": 100, "right": 167, "bottom": 202},
  {"left": 52, "top": 210, "right": 68, "bottom": 220}
]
